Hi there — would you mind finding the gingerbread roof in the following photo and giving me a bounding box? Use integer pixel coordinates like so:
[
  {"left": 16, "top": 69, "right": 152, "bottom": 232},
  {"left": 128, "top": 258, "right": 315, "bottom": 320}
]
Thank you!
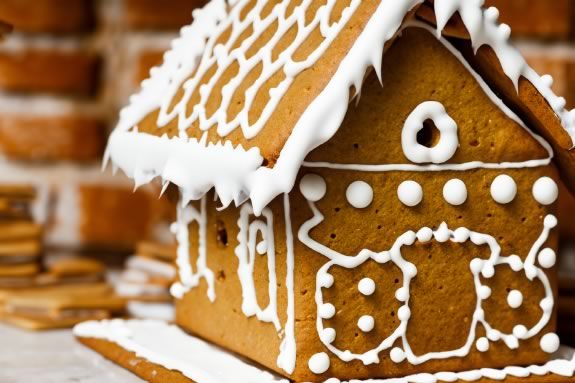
[{"left": 107, "top": 0, "right": 575, "bottom": 214}]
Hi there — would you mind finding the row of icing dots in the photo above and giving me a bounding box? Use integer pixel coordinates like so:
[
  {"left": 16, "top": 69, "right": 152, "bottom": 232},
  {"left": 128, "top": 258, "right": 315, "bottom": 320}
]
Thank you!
[{"left": 301, "top": 174, "right": 559, "bottom": 208}]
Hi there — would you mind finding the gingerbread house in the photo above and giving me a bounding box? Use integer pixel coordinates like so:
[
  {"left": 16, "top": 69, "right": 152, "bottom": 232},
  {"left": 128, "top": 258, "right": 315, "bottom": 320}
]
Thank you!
[{"left": 77, "top": 0, "right": 575, "bottom": 381}]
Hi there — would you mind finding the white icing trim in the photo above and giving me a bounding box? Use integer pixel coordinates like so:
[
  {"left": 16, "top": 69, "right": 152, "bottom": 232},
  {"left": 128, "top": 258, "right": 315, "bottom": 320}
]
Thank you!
[
  {"left": 170, "top": 196, "right": 216, "bottom": 302},
  {"left": 299, "top": 189, "right": 557, "bottom": 366},
  {"left": 235, "top": 203, "right": 281, "bottom": 330},
  {"left": 73, "top": 319, "right": 289, "bottom": 383},
  {"left": 401, "top": 101, "right": 458, "bottom": 164},
  {"left": 73, "top": 319, "right": 575, "bottom": 383}
]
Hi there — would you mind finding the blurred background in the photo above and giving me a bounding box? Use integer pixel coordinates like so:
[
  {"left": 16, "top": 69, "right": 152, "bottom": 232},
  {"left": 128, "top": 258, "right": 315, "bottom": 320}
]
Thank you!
[{"left": 0, "top": 0, "right": 572, "bottom": 339}]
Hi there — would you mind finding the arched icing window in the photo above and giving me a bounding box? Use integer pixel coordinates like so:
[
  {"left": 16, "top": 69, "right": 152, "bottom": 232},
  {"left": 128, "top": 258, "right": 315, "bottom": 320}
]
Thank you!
[{"left": 401, "top": 101, "right": 459, "bottom": 164}]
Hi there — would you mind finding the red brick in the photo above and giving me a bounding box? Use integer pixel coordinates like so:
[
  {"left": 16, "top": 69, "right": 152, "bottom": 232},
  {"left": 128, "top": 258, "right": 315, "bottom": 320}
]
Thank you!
[
  {"left": 0, "top": 113, "right": 106, "bottom": 162},
  {"left": 0, "top": 0, "right": 94, "bottom": 34},
  {"left": 485, "top": 0, "right": 572, "bottom": 39},
  {"left": 123, "top": 0, "right": 207, "bottom": 30},
  {"left": 0, "top": 50, "right": 100, "bottom": 96}
]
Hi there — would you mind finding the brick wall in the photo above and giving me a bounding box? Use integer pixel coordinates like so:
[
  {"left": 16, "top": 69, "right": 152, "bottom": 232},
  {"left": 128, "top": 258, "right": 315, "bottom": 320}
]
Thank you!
[{"left": 0, "top": 0, "right": 206, "bottom": 251}]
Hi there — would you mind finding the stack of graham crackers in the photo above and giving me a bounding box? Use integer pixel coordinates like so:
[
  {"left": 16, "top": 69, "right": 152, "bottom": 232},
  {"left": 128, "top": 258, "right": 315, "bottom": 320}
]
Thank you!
[
  {"left": 0, "top": 185, "right": 43, "bottom": 290},
  {"left": 115, "top": 241, "right": 177, "bottom": 321}
]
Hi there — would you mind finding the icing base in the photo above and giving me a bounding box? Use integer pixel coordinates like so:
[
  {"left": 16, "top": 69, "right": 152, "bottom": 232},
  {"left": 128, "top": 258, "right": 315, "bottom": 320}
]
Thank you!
[{"left": 74, "top": 319, "right": 575, "bottom": 383}]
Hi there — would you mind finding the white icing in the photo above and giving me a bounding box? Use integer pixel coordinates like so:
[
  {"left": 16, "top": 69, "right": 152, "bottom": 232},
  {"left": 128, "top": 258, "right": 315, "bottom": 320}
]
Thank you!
[
  {"left": 357, "top": 315, "right": 375, "bottom": 332},
  {"left": 299, "top": 191, "right": 557, "bottom": 367},
  {"left": 321, "top": 328, "right": 337, "bottom": 344},
  {"left": 507, "top": 290, "right": 523, "bottom": 309},
  {"left": 541, "top": 333, "right": 561, "bottom": 354},
  {"left": 402, "top": 101, "right": 458, "bottom": 164},
  {"left": 443, "top": 179, "right": 467, "bottom": 206},
  {"left": 235, "top": 203, "right": 281, "bottom": 330},
  {"left": 397, "top": 181, "right": 423, "bottom": 207},
  {"left": 309, "top": 352, "right": 331, "bottom": 375},
  {"left": 277, "top": 194, "right": 297, "bottom": 374},
  {"left": 538, "top": 248, "right": 557, "bottom": 269},
  {"left": 476, "top": 337, "right": 489, "bottom": 352},
  {"left": 73, "top": 319, "right": 289, "bottom": 383},
  {"left": 532, "top": 177, "right": 559, "bottom": 206},
  {"left": 126, "top": 302, "right": 176, "bottom": 322},
  {"left": 346, "top": 181, "right": 373, "bottom": 209},
  {"left": 358, "top": 278, "right": 376, "bottom": 296},
  {"left": 300, "top": 174, "right": 327, "bottom": 202},
  {"left": 490, "top": 174, "right": 517, "bottom": 204},
  {"left": 170, "top": 196, "right": 215, "bottom": 302}
]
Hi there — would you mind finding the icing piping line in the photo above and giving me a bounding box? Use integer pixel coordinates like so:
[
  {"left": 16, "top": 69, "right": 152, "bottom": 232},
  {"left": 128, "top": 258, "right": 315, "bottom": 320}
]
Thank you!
[
  {"left": 277, "top": 193, "right": 297, "bottom": 374},
  {"left": 170, "top": 195, "right": 216, "bottom": 302},
  {"left": 299, "top": 194, "right": 556, "bottom": 367}
]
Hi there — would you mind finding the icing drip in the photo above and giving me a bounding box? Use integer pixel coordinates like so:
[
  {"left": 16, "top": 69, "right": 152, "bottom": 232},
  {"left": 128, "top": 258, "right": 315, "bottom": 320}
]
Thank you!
[
  {"left": 235, "top": 203, "right": 281, "bottom": 330},
  {"left": 170, "top": 196, "right": 215, "bottom": 301},
  {"left": 345, "top": 181, "right": 374, "bottom": 209},
  {"left": 106, "top": 0, "right": 572, "bottom": 215},
  {"left": 490, "top": 174, "right": 517, "bottom": 204}
]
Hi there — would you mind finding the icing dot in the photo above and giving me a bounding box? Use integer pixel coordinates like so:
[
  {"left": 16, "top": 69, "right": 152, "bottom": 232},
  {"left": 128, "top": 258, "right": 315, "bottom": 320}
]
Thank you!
[
  {"left": 490, "top": 175, "right": 517, "bottom": 204},
  {"left": 357, "top": 315, "right": 375, "bottom": 332},
  {"left": 319, "top": 273, "right": 334, "bottom": 289},
  {"left": 476, "top": 337, "right": 489, "bottom": 352},
  {"left": 256, "top": 240, "right": 267, "bottom": 254},
  {"left": 320, "top": 328, "right": 336, "bottom": 344},
  {"left": 487, "top": 329, "right": 502, "bottom": 341},
  {"left": 416, "top": 227, "right": 433, "bottom": 242},
  {"left": 481, "top": 264, "right": 495, "bottom": 279},
  {"left": 390, "top": 347, "right": 406, "bottom": 363},
  {"left": 540, "top": 297, "right": 554, "bottom": 312},
  {"left": 544, "top": 214, "right": 558, "bottom": 228},
  {"left": 513, "top": 325, "right": 528, "bottom": 339},
  {"left": 540, "top": 333, "right": 560, "bottom": 354},
  {"left": 346, "top": 181, "right": 373, "bottom": 209},
  {"left": 397, "top": 181, "right": 423, "bottom": 207},
  {"left": 532, "top": 177, "right": 558, "bottom": 205},
  {"left": 538, "top": 248, "right": 556, "bottom": 269},
  {"left": 358, "top": 278, "right": 376, "bottom": 296},
  {"left": 395, "top": 287, "right": 409, "bottom": 302},
  {"left": 319, "top": 303, "right": 336, "bottom": 319},
  {"left": 508, "top": 255, "right": 523, "bottom": 272},
  {"left": 478, "top": 285, "right": 492, "bottom": 300},
  {"left": 443, "top": 179, "right": 468, "bottom": 206},
  {"left": 299, "top": 174, "right": 327, "bottom": 202},
  {"left": 398, "top": 305, "right": 411, "bottom": 321},
  {"left": 308, "top": 352, "right": 330, "bottom": 374},
  {"left": 507, "top": 290, "right": 523, "bottom": 309}
]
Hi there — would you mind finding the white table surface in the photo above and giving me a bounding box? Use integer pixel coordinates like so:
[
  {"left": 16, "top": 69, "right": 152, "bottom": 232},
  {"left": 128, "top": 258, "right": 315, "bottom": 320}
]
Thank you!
[{"left": 0, "top": 323, "right": 143, "bottom": 383}]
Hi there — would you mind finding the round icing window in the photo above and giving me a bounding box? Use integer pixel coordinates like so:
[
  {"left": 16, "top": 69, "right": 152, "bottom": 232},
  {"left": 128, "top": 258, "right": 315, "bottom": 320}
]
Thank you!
[{"left": 401, "top": 101, "right": 459, "bottom": 164}]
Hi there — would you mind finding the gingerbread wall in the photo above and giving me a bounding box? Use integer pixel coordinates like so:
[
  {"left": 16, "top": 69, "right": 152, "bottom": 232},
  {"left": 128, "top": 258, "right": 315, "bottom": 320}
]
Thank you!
[{"left": 0, "top": 0, "right": 206, "bottom": 251}]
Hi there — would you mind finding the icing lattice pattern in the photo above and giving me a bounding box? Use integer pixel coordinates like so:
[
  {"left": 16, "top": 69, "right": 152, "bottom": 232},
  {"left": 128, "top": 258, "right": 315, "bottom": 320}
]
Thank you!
[{"left": 152, "top": 0, "right": 358, "bottom": 140}]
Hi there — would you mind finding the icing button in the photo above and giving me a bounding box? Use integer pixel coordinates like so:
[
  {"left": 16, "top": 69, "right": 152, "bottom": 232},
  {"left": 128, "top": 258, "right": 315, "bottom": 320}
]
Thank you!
[
  {"left": 507, "top": 290, "right": 523, "bottom": 309},
  {"left": 308, "top": 352, "right": 330, "bottom": 374},
  {"left": 319, "top": 303, "right": 336, "bottom": 319},
  {"left": 443, "top": 178, "right": 468, "bottom": 206},
  {"left": 320, "top": 328, "right": 336, "bottom": 344},
  {"left": 346, "top": 181, "right": 374, "bottom": 209},
  {"left": 540, "top": 333, "right": 560, "bottom": 354},
  {"left": 476, "top": 337, "right": 489, "bottom": 352},
  {"left": 390, "top": 347, "right": 406, "bottom": 363},
  {"left": 357, "top": 315, "right": 375, "bottom": 332},
  {"left": 397, "top": 181, "right": 423, "bottom": 207},
  {"left": 538, "top": 248, "right": 556, "bottom": 269},
  {"left": 300, "top": 174, "right": 327, "bottom": 202},
  {"left": 532, "top": 177, "right": 558, "bottom": 205},
  {"left": 358, "top": 278, "right": 376, "bottom": 296},
  {"left": 490, "top": 175, "right": 517, "bottom": 204}
]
